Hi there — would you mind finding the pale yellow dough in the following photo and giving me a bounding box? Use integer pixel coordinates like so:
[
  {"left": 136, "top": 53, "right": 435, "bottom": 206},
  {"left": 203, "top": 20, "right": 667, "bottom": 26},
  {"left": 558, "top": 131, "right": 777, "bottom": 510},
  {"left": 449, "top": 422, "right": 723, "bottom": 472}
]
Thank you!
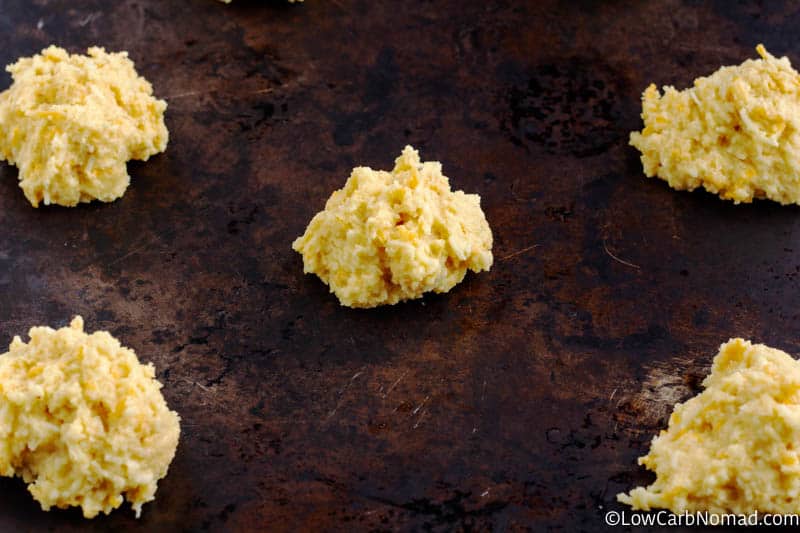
[
  {"left": 631, "top": 45, "right": 800, "bottom": 204},
  {"left": 0, "top": 317, "right": 180, "bottom": 518},
  {"left": 0, "top": 46, "right": 168, "bottom": 207},
  {"left": 293, "top": 146, "right": 493, "bottom": 308},
  {"left": 619, "top": 339, "right": 800, "bottom": 514}
]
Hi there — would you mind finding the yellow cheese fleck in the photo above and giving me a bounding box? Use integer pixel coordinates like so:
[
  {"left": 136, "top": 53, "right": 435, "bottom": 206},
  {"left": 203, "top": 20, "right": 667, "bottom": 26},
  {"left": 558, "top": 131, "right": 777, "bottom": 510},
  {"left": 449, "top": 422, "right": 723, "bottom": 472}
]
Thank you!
[
  {"left": 0, "top": 46, "right": 168, "bottom": 207},
  {"left": 630, "top": 45, "right": 800, "bottom": 204},
  {"left": 293, "top": 146, "right": 493, "bottom": 308},
  {"left": 0, "top": 317, "right": 180, "bottom": 518},
  {"left": 618, "top": 338, "right": 800, "bottom": 514}
]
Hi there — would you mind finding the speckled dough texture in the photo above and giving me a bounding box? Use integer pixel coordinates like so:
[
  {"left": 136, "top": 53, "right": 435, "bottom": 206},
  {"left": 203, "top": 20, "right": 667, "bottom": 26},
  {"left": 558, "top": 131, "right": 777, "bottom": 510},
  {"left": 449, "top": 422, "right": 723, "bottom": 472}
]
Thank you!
[
  {"left": 631, "top": 45, "right": 800, "bottom": 204},
  {"left": 619, "top": 339, "right": 800, "bottom": 514},
  {"left": 0, "top": 46, "right": 168, "bottom": 207},
  {"left": 293, "top": 145, "right": 493, "bottom": 308},
  {"left": 0, "top": 317, "right": 180, "bottom": 519}
]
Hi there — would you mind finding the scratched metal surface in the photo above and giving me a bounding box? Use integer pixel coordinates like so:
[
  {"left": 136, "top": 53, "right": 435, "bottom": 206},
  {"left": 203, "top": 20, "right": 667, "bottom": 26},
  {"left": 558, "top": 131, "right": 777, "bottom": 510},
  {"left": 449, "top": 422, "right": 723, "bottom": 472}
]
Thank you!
[{"left": 0, "top": 0, "right": 797, "bottom": 531}]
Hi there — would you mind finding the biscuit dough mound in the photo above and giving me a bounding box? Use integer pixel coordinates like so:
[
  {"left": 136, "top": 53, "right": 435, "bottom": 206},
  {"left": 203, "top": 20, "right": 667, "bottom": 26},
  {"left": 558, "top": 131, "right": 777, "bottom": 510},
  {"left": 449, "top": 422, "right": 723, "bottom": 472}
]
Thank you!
[
  {"left": 618, "top": 339, "right": 800, "bottom": 514},
  {"left": 631, "top": 45, "right": 800, "bottom": 204},
  {"left": 0, "top": 317, "right": 180, "bottom": 518},
  {"left": 293, "top": 146, "right": 493, "bottom": 308},
  {"left": 0, "top": 46, "right": 168, "bottom": 207}
]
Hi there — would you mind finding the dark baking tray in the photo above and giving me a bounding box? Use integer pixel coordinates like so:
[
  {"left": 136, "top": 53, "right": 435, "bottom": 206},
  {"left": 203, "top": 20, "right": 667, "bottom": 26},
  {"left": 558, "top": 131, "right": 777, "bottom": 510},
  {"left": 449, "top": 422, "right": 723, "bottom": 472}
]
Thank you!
[{"left": 0, "top": 1, "right": 794, "bottom": 531}]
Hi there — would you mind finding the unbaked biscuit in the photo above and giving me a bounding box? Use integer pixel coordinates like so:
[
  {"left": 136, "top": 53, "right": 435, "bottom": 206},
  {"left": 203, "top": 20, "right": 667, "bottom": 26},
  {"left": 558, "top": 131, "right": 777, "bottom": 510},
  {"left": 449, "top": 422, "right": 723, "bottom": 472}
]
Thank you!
[
  {"left": 619, "top": 339, "right": 800, "bottom": 514},
  {"left": 0, "top": 317, "right": 180, "bottom": 518},
  {"left": 631, "top": 45, "right": 800, "bottom": 204},
  {"left": 0, "top": 46, "right": 168, "bottom": 207},
  {"left": 293, "top": 146, "right": 493, "bottom": 308}
]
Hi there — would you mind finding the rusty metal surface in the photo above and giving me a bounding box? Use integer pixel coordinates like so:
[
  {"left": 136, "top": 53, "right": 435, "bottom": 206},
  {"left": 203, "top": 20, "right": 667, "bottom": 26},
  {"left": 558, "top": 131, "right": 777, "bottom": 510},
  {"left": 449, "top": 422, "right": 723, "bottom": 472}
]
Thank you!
[{"left": 0, "top": 0, "right": 797, "bottom": 531}]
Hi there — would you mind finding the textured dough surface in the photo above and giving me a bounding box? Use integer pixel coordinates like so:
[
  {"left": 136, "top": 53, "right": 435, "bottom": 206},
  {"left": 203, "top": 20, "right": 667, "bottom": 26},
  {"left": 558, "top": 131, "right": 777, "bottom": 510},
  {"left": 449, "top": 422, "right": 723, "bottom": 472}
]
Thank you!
[
  {"left": 0, "top": 46, "right": 168, "bottom": 207},
  {"left": 618, "top": 338, "right": 800, "bottom": 514},
  {"left": 293, "top": 145, "right": 493, "bottom": 308},
  {"left": 631, "top": 45, "right": 800, "bottom": 204},
  {"left": 0, "top": 317, "right": 180, "bottom": 518}
]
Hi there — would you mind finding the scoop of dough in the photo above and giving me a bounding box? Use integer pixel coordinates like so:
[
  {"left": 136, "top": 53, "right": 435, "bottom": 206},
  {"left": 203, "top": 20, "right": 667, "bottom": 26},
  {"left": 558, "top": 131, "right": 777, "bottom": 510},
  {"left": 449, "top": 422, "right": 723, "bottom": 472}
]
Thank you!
[
  {"left": 631, "top": 45, "right": 800, "bottom": 204},
  {"left": 293, "top": 146, "right": 493, "bottom": 308},
  {"left": 0, "top": 46, "right": 168, "bottom": 207},
  {"left": 618, "top": 338, "right": 800, "bottom": 514},
  {"left": 0, "top": 317, "right": 180, "bottom": 518}
]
